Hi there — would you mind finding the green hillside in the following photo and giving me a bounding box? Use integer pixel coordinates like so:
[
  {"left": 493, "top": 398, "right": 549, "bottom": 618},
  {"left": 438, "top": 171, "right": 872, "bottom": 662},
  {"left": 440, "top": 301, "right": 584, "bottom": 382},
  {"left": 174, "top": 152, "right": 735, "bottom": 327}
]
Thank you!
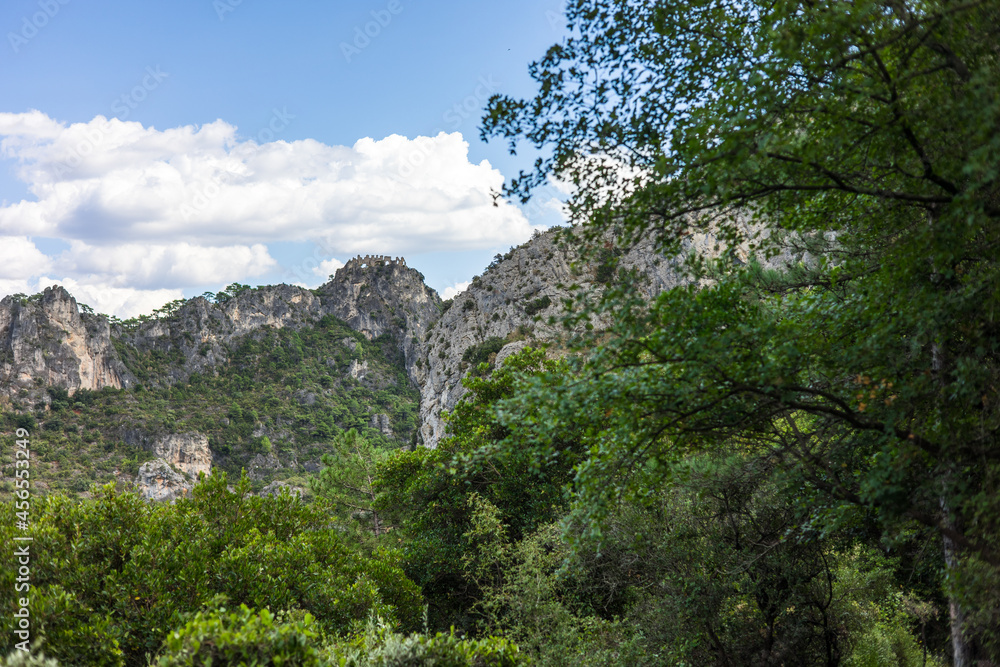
[{"left": 1, "top": 311, "right": 417, "bottom": 497}]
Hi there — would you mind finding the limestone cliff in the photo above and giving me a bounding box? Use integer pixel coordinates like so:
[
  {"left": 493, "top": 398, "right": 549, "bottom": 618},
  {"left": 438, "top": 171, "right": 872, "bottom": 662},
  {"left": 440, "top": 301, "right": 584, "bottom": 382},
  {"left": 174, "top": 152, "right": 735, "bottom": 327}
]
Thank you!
[
  {"left": 113, "top": 258, "right": 439, "bottom": 389},
  {"left": 131, "top": 432, "right": 212, "bottom": 501},
  {"left": 115, "top": 284, "right": 325, "bottom": 384},
  {"left": 135, "top": 459, "right": 192, "bottom": 503},
  {"left": 0, "top": 286, "right": 134, "bottom": 401},
  {"left": 150, "top": 432, "right": 212, "bottom": 479},
  {"left": 0, "top": 231, "right": 786, "bottom": 458},
  {"left": 316, "top": 255, "right": 441, "bottom": 378},
  {"left": 413, "top": 225, "right": 768, "bottom": 446}
]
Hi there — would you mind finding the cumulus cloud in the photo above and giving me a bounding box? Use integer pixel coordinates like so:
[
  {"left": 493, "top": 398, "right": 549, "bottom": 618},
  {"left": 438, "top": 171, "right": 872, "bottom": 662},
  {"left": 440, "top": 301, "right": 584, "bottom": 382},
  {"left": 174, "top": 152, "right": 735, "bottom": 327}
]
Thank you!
[
  {"left": 0, "top": 278, "right": 36, "bottom": 300},
  {"left": 441, "top": 281, "right": 471, "bottom": 300},
  {"left": 0, "top": 111, "right": 543, "bottom": 316},
  {"left": 0, "top": 112, "right": 536, "bottom": 250},
  {"left": 0, "top": 273, "right": 181, "bottom": 319},
  {"left": 0, "top": 236, "right": 53, "bottom": 278},
  {"left": 56, "top": 241, "right": 277, "bottom": 289},
  {"left": 35, "top": 277, "right": 183, "bottom": 319},
  {"left": 313, "top": 257, "right": 345, "bottom": 281}
]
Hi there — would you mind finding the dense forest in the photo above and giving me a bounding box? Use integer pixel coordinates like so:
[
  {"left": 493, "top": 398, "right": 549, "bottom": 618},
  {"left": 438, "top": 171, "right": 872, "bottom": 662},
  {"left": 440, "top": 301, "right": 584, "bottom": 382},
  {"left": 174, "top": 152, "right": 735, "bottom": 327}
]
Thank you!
[{"left": 3, "top": 0, "right": 1000, "bottom": 664}]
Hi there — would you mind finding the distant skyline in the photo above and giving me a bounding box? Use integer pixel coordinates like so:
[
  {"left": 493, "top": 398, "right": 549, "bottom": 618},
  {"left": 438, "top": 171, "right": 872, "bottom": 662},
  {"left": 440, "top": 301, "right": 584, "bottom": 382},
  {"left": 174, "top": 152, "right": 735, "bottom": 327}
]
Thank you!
[{"left": 0, "top": 0, "right": 570, "bottom": 316}]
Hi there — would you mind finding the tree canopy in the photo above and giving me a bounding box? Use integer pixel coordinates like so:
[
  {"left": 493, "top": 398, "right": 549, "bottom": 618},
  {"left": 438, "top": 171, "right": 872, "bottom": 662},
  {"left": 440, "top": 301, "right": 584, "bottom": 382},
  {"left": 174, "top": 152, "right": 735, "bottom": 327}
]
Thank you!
[{"left": 483, "top": 0, "right": 1000, "bottom": 662}]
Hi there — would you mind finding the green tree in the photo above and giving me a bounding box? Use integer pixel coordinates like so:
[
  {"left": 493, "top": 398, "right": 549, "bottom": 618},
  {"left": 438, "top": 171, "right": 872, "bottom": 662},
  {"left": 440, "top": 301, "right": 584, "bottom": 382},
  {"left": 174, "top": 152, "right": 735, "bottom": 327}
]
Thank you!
[
  {"left": 156, "top": 606, "right": 322, "bottom": 667},
  {"left": 311, "top": 429, "right": 390, "bottom": 538},
  {"left": 375, "top": 348, "right": 581, "bottom": 630},
  {"left": 0, "top": 474, "right": 422, "bottom": 665},
  {"left": 464, "top": 449, "right": 939, "bottom": 667},
  {"left": 483, "top": 0, "right": 1000, "bottom": 662}
]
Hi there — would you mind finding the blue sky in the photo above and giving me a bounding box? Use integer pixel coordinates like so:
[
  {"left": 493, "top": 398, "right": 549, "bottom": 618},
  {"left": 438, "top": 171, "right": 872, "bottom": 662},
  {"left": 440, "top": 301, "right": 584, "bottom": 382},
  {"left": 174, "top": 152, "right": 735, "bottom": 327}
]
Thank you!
[{"left": 0, "top": 0, "right": 569, "bottom": 316}]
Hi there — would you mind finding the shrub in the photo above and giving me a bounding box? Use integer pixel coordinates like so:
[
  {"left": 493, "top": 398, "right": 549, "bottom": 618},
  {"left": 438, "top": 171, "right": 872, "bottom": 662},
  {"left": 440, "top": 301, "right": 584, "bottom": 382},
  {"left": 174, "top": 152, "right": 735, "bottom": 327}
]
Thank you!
[
  {"left": 328, "top": 619, "right": 527, "bottom": 667},
  {"left": 523, "top": 295, "right": 551, "bottom": 317},
  {"left": 156, "top": 606, "right": 321, "bottom": 667},
  {"left": 0, "top": 650, "right": 62, "bottom": 666},
  {"left": 461, "top": 337, "right": 505, "bottom": 368},
  {"left": 0, "top": 474, "right": 422, "bottom": 665},
  {"left": 593, "top": 247, "right": 619, "bottom": 284},
  {"left": 13, "top": 414, "right": 36, "bottom": 432}
]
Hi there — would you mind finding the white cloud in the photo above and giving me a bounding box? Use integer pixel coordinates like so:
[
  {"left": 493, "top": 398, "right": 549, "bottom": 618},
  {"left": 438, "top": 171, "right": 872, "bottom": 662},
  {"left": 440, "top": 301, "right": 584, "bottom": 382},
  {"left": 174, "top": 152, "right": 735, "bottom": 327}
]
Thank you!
[
  {"left": 0, "top": 111, "right": 545, "bottom": 316},
  {"left": 0, "top": 112, "right": 537, "bottom": 251},
  {"left": 56, "top": 241, "right": 276, "bottom": 289},
  {"left": 313, "top": 257, "right": 345, "bottom": 281},
  {"left": 0, "top": 236, "right": 52, "bottom": 278},
  {"left": 441, "top": 281, "right": 471, "bottom": 300},
  {"left": 0, "top": 278, "right": 36, "bottom": 299},
  {"left": 35, "top": 277, "right": 183, "bottom": 319},
  {"left": 0, "top": 274, "right": 179, "bottom": 319},
  {"left": 549, "top": 151, "right": 653, "bottom": 218}
]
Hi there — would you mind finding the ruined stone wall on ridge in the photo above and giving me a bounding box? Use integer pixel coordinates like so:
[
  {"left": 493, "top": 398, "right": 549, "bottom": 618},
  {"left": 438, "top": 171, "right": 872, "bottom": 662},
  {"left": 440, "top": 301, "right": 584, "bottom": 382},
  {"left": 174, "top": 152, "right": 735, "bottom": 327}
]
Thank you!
[{"left": 342, "top": 255, "right": 407, "bottom": 270}]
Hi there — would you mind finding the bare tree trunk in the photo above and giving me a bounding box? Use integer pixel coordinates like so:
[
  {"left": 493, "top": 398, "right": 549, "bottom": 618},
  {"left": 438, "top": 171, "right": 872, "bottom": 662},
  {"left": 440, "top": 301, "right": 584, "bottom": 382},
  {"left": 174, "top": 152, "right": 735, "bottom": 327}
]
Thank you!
[
  {"left": 941, "top": 489, "right": 980, "bottom": 666},
  {"left": 943, "top": 528, "right": 974, "bottom": 667},
  {"left": 933, "top": 330, "right": 977, "bottom": 666}
]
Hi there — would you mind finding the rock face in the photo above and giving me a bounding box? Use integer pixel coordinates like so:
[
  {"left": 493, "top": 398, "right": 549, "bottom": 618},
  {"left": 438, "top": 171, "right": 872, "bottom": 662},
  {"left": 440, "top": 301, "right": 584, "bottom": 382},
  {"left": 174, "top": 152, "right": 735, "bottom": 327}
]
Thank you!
[
  {"left": 348, "top": 359, "right": 369, "bottom": 381},
  {"left": 317, "top": 256, "right": 441, "bottom": 379},
  {"left": 370, "top": 413, "right": 394, "bottom": 438},
  {"left": 112, "top": 258, "right": 440, "bottom": 389},
  {"left": 0, "top": 286, "right": 134, "bottom": 401},
  {"left": 151, "top": 433, "right": 212, "bottom": 479},
  {"left": 247, "top": 452, "right": 281, "bottom": 481},
  {"left": 415, "top": 231, "right": 583, "bottom": 444},
  {"left": 413, "top": 224, "right": 778, "bottom": 446},
  {"left": 132, "top": 432, "right": 212, "bottom": 502},
  {"left": 1, "top": 229, "right": 793, "bottom": 454},
  {"left": 414, "top": 229, "right": 685, "bottom": 445},
  {"left": 135, "top": 459, "right": 192, "bottom": 502},
  {"left": 259, "top": 481, "right": 305, "bottom": 498},
  {"left": 116, "top": 284, "right": 326, "bottom": 384}
]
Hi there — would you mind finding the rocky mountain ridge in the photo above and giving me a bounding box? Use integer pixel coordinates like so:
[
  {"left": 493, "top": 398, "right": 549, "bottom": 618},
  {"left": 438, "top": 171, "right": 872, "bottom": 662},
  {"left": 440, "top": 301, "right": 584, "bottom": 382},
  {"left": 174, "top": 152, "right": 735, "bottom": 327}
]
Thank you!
[
  {"left": 112, "top": 256, "right": 439, "bottom": 389},
  {"left": 0, "top": 287, "right": 134, "bottom": 404},
  {"left": 413, "top": 229, "right": 711, "bottom": 443},
  {"left": 0, "top": 226, "right": 778, "bottom": 497}
]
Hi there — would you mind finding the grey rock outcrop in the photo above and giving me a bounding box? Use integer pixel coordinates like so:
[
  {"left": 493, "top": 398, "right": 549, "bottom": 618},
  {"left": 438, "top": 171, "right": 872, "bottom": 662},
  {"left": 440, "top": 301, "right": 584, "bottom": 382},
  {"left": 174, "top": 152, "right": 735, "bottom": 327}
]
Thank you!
[
  {"left": 317, "top": 256, "right": 441, "bottom": 379},
  {"left": 135, "top": 459, "right": 191, "bottom": 502},
  {"left": 415, "top": 230, "right": 589, "bottom": 445},
  {"left": 494, "top": 340, "right": 530, "bottom": 369},
  {"left": 0, "top": 286, "right": 134, "bottom": 401},
  {"left": 348, "top": 359, "right": 369, "bottom": 381},
  {"left": 115, "top": 284, "right": 325, "bottom": 385},
  {"left": 247, "top": 452, "right": 281, "bottom": 481},
  {"left": 150, "top": 433, "right": 212, "bottom": 479},
  {"left": 370, "top": 413, "right": 394, "bottom": 437},
  {"left": 413, "top": 224, "right": 772, "bottom": 446},
  {"left": 112, "top": 258, "right": 440, "bottom": 389},
  {"left": 259, "top": 481, "right": 305, "bottom": 498}
]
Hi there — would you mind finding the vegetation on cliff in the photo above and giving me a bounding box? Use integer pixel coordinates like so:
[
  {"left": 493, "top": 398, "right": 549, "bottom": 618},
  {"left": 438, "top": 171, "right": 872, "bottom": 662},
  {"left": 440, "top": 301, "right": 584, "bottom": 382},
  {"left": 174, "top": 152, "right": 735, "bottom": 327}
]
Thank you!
[{"left": 1, "top": 311, "right": 418, "bottom": 496}]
